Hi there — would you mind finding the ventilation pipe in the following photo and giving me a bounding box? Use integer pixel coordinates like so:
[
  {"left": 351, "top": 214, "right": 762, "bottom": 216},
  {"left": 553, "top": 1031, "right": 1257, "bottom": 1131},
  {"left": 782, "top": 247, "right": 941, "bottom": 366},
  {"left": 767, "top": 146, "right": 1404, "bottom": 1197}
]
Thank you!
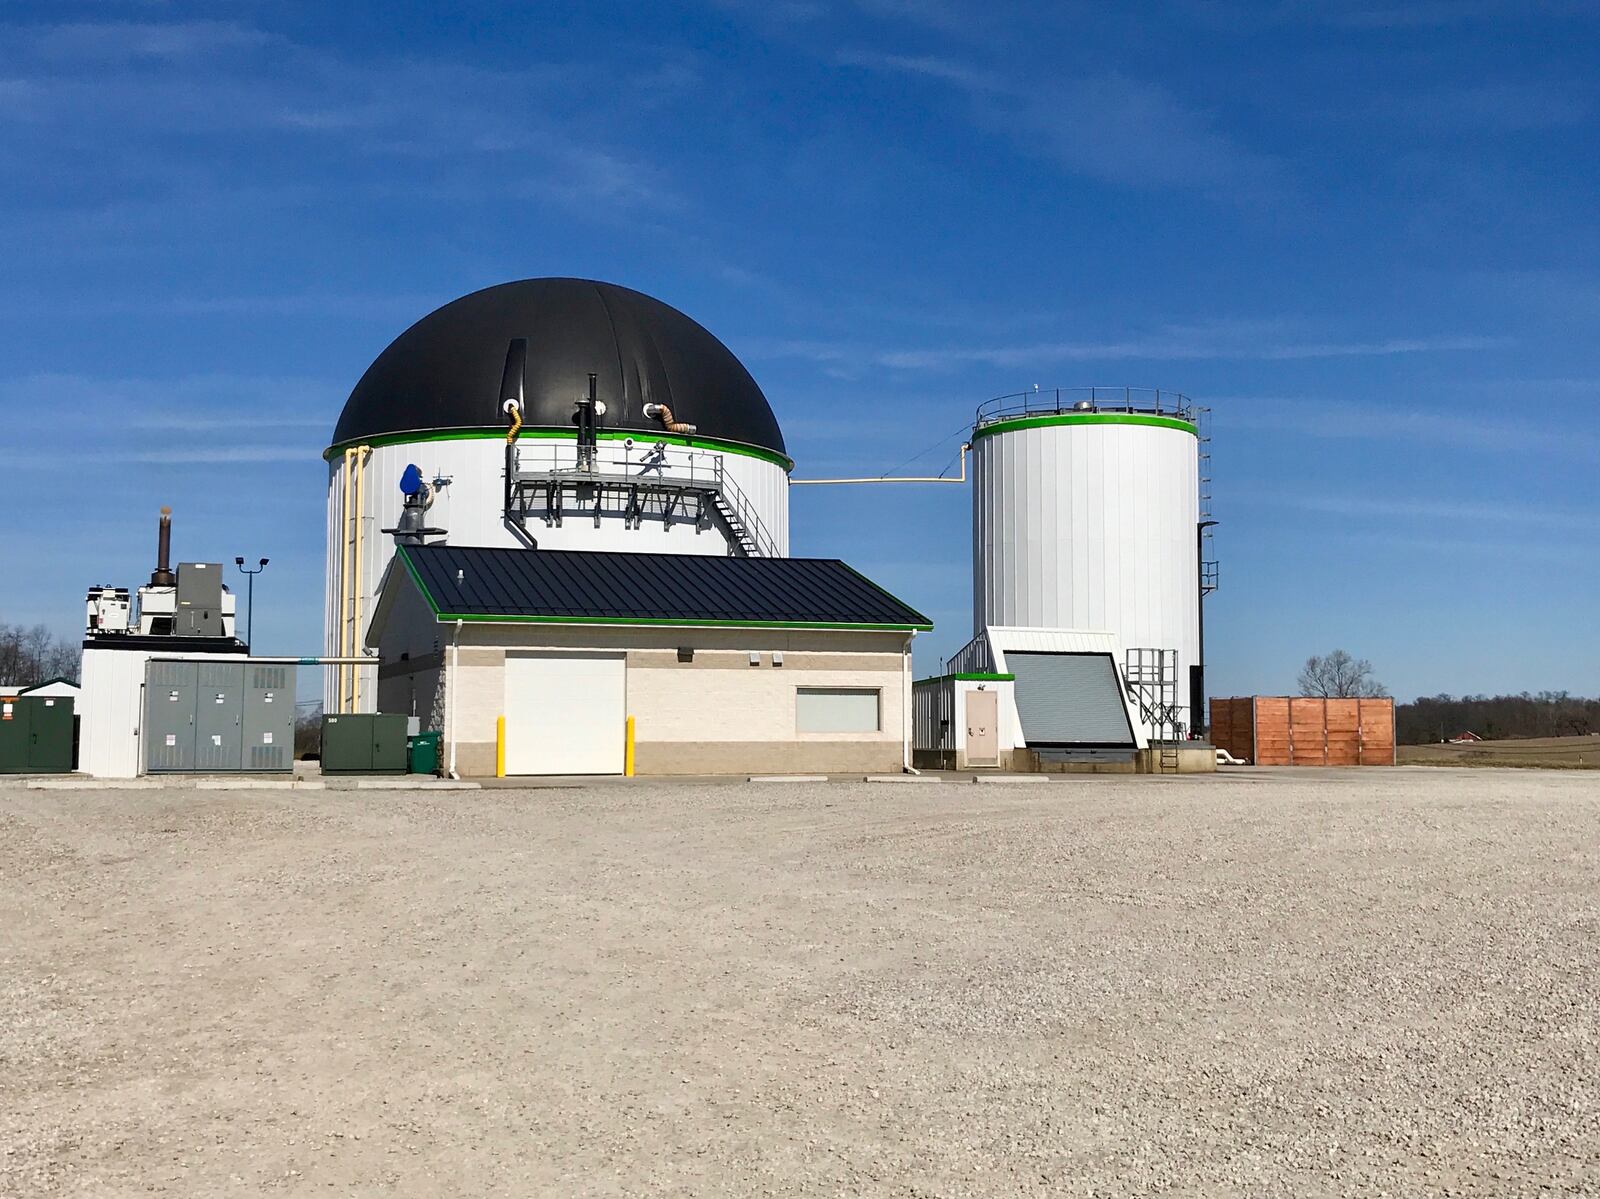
[
  {"left": 501, "top": 338, "right": 527, "bottom": 530},
  {"left": 150, "top": 507, "right": 176, "bottom": 587},
  {"left": 643, "top": 402, "right": 696, "bottom": 436}
]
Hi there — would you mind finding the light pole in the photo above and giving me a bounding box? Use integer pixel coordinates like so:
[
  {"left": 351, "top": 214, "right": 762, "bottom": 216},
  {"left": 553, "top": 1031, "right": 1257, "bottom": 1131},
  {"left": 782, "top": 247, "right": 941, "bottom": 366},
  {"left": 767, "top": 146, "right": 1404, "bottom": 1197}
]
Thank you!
[{"left": 234, "top": 557, "right": 268, "bottom": 650}]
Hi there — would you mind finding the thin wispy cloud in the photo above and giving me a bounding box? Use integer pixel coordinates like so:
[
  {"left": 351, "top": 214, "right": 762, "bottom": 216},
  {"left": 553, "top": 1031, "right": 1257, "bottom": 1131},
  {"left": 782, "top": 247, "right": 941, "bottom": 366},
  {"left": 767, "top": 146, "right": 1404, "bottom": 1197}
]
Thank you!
[
  {"left": 22, "top": 20, "right": 276, "bottom": 62},
  {"left": 1219, "top": 396, "right": 1599, "bottom": 459},
  {"left": 750, "top": 327, "right": 1506, "bottom": 371},
  {"left": 837, "top": 50, "right": 1283, "bottom": 196},
  {"left": 1, "top": 20, "right": 686, "bottom": 223},
  {"left": 834, "top": 50, "right": 1000, "bottom": 91},
  {"left": 1234, "top": 489, "right": 1592, "bottom": 529}
]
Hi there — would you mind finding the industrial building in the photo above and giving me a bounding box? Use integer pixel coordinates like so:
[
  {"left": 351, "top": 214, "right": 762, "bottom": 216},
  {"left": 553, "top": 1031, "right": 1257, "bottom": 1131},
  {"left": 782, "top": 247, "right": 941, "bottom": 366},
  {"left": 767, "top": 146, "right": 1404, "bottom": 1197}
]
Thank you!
[
  {"left": 76, "top": 509, "right": 299, "bottom": 779},
  {"left": 65, "top": 276, "right": 1218, "bottom": 779},
  {"left": 321, "top": 280, "right": 1217, "bottom": 777},
  {"left": 366, "top": 545, "right": 929, "bottom": 776}
]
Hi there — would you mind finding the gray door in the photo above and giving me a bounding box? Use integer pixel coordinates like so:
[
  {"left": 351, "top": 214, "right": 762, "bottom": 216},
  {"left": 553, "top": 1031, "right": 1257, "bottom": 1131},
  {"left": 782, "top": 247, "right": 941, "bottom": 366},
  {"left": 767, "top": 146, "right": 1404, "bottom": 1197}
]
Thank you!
[
  {"left": 964, "top": 688, "right": 999, "bottom": 767},
  {"left": 1006, "top": 652, "right": 1137, "bottom": 747},
  {"left": 193, "top": 662, "right": 244, "bottom": 771},
  {"left": 146, "top": 661, "right": 198, "bottom": 772},
  {"left": 243, "top": 664, "right": 296, "bottom": 772}
]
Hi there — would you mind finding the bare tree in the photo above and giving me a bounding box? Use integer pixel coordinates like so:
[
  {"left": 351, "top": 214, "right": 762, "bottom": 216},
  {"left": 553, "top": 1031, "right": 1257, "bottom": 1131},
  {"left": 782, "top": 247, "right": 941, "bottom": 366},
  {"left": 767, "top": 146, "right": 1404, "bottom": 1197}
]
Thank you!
[
  {"left": 0, "top": 622, "right": 80, "bottom": 687},
  {"left": 1298, "top": 649, "right": 1387, "bottom": 699}
]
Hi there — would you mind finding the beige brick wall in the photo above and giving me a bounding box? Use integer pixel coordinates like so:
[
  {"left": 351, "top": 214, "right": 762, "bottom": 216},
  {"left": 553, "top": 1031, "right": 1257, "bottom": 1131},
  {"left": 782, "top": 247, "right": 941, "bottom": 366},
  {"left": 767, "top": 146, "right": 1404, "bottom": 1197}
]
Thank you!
[
  {"left": 635, "top": 740, "right": 903, "bottom": 775},
  {"left": 628, "top": 657, "right": 903, "bottom": 745}
]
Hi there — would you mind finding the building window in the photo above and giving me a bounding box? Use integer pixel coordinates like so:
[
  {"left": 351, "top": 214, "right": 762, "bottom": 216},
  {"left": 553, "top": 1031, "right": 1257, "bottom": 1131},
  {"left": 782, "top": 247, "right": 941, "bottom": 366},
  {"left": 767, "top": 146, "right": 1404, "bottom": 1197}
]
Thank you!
[{"left": 796, "top": 687, "right": 880, "bottom": 733}]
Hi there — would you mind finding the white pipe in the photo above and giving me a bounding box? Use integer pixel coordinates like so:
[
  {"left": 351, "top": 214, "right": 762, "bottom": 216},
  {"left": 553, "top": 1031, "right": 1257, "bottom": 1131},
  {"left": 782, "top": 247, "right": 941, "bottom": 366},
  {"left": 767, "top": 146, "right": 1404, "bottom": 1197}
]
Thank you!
[
  {"left": 902, "top": 631, "right": 920, "bottom": 774},
  {"left": 792, "top": 444, "right": 968, "bottom": 486},
  {"left": 447, "top": 618, "right": 462, "bottom": 779}
]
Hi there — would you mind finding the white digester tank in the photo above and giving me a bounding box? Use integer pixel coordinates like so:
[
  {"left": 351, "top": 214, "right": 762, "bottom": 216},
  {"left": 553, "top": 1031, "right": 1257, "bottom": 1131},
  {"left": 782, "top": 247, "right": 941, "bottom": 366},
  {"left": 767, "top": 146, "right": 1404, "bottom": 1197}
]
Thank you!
[{"left": 971, "top": 396, "right": 1201, "bottom": 727}]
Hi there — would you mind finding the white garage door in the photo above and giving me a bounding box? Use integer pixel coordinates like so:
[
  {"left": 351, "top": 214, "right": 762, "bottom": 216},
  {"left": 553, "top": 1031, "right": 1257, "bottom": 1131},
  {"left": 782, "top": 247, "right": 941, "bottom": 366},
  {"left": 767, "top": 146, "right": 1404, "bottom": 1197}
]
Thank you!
[{"left": 504, "top": 653, "right": 626, "bottom": 775}]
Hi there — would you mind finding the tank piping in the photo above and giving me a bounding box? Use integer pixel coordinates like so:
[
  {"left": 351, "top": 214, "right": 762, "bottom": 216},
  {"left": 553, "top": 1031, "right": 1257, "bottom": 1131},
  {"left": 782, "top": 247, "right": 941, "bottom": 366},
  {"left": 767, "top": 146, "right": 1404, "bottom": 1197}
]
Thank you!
[{"left": 643, "top": 402, "right": 697, "bottom": 436}]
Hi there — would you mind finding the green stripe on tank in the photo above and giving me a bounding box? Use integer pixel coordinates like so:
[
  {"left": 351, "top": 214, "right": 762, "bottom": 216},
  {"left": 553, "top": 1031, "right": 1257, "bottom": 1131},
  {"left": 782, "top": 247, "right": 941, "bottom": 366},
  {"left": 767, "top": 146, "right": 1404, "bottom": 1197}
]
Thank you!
[
  {"left": 972, "top": 413, "right": 1198, "bottom": 439},
  {"left": 325, "top": 425, "right": 794, "bottom": 471}
]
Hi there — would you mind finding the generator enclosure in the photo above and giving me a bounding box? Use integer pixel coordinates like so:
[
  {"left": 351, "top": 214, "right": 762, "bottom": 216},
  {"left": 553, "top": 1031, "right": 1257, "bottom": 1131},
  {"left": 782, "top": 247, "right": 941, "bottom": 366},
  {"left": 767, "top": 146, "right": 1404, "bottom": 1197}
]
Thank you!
[
  {"left": 320, "top": 712, "right": 408, "bottom": 774},
  {"left": 0, "top": 694, "right": 75, "bottom": 773},
  {"left": 143, "top": 661, "right": 296, "bottom": 773},
  {"left": 1210, "top": 696, "right": 1395, "bottom": 766}
]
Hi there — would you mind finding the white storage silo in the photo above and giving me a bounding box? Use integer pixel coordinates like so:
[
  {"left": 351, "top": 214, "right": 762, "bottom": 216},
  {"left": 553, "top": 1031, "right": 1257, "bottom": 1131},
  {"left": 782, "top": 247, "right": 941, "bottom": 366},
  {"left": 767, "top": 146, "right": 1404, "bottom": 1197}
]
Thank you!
[{"left": 971, "top": 390, "right": 1202, "bottom": 730}]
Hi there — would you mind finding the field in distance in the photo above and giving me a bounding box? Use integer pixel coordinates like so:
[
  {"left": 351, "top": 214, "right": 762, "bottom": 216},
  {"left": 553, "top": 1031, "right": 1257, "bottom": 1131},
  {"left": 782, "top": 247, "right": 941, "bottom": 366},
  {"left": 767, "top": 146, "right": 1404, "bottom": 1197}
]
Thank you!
[{"left": 1399, "top": 733, "right": 1600, "bottom": 769}]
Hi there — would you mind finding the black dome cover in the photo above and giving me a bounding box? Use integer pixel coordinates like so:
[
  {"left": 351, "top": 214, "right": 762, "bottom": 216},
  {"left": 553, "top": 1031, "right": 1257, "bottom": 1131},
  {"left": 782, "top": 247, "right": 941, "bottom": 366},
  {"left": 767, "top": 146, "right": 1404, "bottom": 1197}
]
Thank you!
[{"left": 333, "top": 278, "right": 785, "bottom": 455}]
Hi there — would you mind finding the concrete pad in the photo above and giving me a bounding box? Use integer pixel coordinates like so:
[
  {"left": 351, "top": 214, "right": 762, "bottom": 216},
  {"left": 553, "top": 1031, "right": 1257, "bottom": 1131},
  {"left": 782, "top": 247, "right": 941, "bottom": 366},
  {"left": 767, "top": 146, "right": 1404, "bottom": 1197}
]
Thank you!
[
  {"left": 972, "top": 774, "right": 1052, "bottom": 784},
  {"left": 334, "top": 778, "right": 480, "bottom": 790},
  {"left": 26, "top": 777, "right": 165, "bottom": 790},
  {"left": 195, "top": 778, "right": 298, "bottom": 790},
  {"left": 864, "top": 774, "right": 943, "bottom": 783},
  {"left": 748, "top": 775, "right": 829, "bottom": 783}
]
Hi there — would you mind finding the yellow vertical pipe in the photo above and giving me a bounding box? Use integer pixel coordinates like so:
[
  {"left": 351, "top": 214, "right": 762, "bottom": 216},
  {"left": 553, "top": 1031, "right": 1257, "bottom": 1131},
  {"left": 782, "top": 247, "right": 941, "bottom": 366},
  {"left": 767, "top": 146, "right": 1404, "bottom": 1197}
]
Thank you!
[
  {"left": 496, "top": 715, "right": 507, "bottom": 778},
  {"left": 338, "top": 449, "right": 355, "bottom": 712},
  {"left": 351, "top": 446, "right": 369, "bottom": 711},
  {"left": 624, "top": 715, "right": 635, "bottom": 777}
]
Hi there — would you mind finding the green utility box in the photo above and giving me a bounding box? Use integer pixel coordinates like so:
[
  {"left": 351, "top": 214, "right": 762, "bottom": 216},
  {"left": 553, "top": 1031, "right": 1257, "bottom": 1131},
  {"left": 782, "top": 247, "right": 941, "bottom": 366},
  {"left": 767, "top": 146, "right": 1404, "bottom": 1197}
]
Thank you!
[
  {"left": 0, "top": 694, "right": 76, "bottom": 774},
  {"left": 407, "top": 731, "right": 442, "bottom": 775},
  {"left": 320, "top": 713, "right": 409, "bottom": 774}
]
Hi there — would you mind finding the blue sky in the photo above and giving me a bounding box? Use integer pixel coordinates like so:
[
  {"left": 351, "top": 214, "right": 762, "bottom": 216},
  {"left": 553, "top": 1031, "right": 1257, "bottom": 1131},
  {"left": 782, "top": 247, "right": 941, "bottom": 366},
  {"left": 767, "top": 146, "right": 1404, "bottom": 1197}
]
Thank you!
[{"left": 4, "top": 0, "right": 1597, "bottom": 701}]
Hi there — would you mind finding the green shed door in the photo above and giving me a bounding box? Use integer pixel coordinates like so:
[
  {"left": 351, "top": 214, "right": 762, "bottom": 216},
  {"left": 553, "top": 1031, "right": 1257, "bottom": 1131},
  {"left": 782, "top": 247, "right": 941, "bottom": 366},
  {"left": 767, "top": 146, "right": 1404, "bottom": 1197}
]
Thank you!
[
  {"left": 0, "top": 696, "right": 32, "bottom": 773},
  {"left": 26, "top": 696, "right": 74, "bottom": 772}
]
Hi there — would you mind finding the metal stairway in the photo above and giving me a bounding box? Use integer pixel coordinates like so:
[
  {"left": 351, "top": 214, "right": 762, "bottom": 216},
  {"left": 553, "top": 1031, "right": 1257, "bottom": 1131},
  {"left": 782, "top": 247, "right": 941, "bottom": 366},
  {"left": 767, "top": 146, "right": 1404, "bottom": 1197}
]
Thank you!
[{"left": 1125, "top": 648, "right": 1182, "bottom": 774}]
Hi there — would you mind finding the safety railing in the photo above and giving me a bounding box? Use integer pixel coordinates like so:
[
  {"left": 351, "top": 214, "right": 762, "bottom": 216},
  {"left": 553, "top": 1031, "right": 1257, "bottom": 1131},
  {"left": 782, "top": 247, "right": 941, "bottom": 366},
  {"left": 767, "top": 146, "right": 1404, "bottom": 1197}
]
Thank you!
[
  {"left": 509, "top": 440, "right": 779, "bottom": 557},
  {"left": 975, "top": 387, "right": 1195, "bottom": 428}
]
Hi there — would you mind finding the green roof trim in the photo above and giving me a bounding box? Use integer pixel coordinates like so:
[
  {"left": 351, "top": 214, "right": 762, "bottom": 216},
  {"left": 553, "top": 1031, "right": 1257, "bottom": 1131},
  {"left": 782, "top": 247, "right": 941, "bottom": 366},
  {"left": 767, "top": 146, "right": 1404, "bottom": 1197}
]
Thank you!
[
  {"left": 972, "top": 412, "right": 1197, "bottom": 440},
  {"left": 915, "top": 672, "right": 1015, "bottom": 684},
  {"left": 438, "top": 612, "right": 930, "bottom": 632},
  {"left": 324, "top": 425, "right": 794, "bottom": 471}
]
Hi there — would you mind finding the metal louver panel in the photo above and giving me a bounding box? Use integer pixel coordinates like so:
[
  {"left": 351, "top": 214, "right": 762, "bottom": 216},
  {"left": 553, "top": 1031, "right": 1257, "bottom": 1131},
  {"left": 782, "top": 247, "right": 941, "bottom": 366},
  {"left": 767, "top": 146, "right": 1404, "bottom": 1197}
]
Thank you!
[{"left": 1006, "top": 652, "right": 1136, "bottom": 747}]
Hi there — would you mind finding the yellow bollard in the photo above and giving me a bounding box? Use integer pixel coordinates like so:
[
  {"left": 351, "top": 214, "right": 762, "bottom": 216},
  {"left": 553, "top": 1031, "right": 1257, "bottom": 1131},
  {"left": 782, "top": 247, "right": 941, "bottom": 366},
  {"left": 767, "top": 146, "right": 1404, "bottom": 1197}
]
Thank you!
[
  {"left": 624, "top": 715, "right": 635, "bottom": 777},
  {"left": 496, "top": 715, "right": 506, "bottom": 778}
]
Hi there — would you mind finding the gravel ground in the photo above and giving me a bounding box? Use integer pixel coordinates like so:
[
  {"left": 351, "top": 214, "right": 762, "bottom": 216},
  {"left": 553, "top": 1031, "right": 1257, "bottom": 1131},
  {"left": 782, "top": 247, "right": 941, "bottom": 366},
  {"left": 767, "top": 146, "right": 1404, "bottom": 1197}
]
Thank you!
[{"left": 2, "top": 768, "right": 1597, "bottom": 1197}]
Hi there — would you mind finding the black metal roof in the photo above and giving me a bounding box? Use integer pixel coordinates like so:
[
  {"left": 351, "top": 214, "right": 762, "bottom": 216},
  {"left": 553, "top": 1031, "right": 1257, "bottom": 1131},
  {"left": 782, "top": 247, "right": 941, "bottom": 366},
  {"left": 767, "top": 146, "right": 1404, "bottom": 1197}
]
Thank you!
[
  {"left": 333, "top": 278, "right": 786, "bottom": 455},
  {"left": 394, "top": 545, "right": 931, "bottom": 630}
]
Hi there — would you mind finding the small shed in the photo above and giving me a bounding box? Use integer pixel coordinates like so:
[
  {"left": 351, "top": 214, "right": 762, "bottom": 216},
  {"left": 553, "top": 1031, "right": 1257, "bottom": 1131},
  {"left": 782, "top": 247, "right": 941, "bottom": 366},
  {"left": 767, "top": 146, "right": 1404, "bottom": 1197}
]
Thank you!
[
  {"left": 367, "top": 544, "right": 932, "bottom": 777},
  {"left": 19, "top": 677, "right": 80, "bottom": 701},
  {"left": 1210, "top": 696, "right": 1395, "bottom": 766}
]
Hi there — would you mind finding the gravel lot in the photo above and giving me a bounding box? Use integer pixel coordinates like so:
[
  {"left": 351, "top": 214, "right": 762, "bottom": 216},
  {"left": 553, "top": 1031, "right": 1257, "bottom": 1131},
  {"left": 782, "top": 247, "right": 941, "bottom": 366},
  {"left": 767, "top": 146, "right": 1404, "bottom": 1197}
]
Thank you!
[{"left": 3, "top": 768, "right": 1597, "bottom": 1197}]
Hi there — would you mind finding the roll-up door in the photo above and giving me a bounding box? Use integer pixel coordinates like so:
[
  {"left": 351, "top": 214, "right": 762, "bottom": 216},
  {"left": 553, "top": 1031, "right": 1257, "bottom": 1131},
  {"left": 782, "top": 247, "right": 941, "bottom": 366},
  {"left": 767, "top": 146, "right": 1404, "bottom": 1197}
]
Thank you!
[
  {"left": 1006, "top": 652, "right": 1136, "bottom": 747},
  {"left": 504, "top": 653, "right": 626, "bottom": 775}
]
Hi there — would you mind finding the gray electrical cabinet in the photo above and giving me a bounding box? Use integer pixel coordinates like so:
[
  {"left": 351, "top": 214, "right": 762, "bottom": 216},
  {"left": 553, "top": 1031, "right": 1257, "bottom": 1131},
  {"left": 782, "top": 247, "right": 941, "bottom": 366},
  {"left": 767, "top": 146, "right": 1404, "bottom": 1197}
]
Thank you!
[
  {"left": 144, "top": 659, "right": 297, "bottom": 774},
  {"left": 193, "top": 660, "right": 242, "bottom": 770},
  {"left": 175, "top": 562, "right": 225, "bottom": 638},
  {"left": 243, "top": 664, "right": 294, "bottom": 771},
  {"left": 146, "top": 660, "right": 198, "bottom": 771}
]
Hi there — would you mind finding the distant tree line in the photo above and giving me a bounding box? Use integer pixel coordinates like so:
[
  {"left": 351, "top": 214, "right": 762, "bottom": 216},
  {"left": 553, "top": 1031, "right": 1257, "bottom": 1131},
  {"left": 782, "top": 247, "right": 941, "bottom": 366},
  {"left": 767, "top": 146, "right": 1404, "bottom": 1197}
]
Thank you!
[
  {"left": 0, "top": 621, "right": 79, "bottom": 688},
  {"left": 1397, "top": 693, "right": 1600, "bottom": 744}
]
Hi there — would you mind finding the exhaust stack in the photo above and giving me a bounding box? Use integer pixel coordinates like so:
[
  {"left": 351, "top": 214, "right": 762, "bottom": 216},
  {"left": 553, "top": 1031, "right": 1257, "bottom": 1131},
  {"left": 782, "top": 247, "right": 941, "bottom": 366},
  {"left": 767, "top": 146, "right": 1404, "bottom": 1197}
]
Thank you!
[{"left": 150, "top": 506, "right": 176, "bottom": 587}]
